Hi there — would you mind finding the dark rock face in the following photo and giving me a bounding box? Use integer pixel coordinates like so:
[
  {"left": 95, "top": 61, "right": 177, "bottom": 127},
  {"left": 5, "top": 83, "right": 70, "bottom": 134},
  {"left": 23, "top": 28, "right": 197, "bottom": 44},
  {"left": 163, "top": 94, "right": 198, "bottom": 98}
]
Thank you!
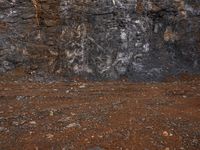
[{"left": 0, "top": 0, "right": 199, "bottom": 81}]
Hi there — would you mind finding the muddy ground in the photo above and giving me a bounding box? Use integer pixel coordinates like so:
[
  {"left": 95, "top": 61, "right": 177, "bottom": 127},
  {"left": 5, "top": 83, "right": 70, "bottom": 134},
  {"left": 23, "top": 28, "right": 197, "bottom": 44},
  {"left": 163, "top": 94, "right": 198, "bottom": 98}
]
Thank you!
[{"left": 0, "top": 71, "right": 200, "bottom": 150}]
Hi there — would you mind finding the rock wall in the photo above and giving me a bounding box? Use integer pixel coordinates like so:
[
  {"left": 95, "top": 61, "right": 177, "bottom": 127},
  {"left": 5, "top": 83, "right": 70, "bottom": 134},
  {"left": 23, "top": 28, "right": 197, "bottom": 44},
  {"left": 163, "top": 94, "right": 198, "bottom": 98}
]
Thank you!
[{"left": 0, "top": 0, "right": 200, "bottom": 81}]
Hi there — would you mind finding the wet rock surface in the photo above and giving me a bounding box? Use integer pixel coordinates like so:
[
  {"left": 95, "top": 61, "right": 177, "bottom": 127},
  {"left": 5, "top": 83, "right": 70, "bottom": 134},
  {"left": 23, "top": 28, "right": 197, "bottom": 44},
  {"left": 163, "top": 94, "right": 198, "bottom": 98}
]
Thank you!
[{"left": 0, "top": 0, "right": 200, "bottom": 80}]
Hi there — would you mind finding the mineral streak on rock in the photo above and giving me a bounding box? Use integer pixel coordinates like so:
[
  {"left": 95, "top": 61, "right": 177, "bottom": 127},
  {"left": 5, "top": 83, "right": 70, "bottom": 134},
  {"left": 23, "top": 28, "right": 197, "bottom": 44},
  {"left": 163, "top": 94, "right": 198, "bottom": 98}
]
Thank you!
[{"left": 0, "top": 0, "right": 199, "bottom": 81}]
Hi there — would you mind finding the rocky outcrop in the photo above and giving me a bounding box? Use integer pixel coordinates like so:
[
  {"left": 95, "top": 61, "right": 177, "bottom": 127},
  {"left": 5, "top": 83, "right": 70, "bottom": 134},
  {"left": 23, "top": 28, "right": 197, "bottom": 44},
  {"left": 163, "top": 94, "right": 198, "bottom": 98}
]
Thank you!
[{"left": 0, "top": 0, "right": 199, "bottom": 81}]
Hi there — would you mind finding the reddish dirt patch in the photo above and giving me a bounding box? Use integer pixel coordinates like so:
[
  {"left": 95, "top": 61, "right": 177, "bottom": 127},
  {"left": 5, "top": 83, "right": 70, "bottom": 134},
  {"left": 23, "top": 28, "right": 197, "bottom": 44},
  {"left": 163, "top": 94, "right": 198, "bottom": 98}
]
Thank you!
[{"left": 0, "top": 74, "right": 200, "bottom": 150}]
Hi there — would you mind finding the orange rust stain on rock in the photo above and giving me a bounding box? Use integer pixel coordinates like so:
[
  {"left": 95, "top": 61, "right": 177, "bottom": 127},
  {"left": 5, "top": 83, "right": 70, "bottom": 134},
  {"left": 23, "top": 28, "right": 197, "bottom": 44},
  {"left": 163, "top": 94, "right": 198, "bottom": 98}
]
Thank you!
[
  {"left": 174, "top": 0, "right": 187, "bottom": 17},
  {"left": 136, "top": 0, "right": 144, "bottom": 14},
  {"left": 0, "top": 21, "right": 8, "bottom": 31},
  {"left": 164, "top": 26, "right": 177, "bottom": 42},
  {"left": 32, "top": 0, "right": 41, "bottom": 27}
]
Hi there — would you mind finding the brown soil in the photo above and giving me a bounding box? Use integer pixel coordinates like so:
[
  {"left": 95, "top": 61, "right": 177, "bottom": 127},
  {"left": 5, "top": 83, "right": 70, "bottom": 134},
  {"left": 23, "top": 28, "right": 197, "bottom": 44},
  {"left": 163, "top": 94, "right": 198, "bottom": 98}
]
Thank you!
[{"left": 0, "top": 71, "right": 200, "bottom": 150}]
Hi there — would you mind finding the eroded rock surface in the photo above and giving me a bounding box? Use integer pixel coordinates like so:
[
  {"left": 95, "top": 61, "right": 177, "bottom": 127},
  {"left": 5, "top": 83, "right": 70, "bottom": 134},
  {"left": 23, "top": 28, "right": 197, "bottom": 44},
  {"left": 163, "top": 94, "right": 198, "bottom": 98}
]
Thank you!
[{"left": 0, "top": 0, "right": 200, "bottom": 81}]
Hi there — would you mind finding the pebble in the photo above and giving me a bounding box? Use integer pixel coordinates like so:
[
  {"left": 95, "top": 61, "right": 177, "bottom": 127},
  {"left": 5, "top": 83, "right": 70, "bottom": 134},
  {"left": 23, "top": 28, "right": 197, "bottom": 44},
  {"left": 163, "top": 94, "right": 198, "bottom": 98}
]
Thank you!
[
  {"left": 79, "top": 84, "right": 86, "bottom": 88},
  {"left": 16, "top": 96, "right": 27, "bottom": 101},
  {"left": 71, "top": 112, "right": 76, "bottom": 116},
  {"left": 163, "top": 131, "right": 169, "bottom": 137},
  {"left": 29, "top": 121, "right": 37, "bottom": 125},
  {"left": 192, "top": 139, "right": 198, "bottom": 145},
  {"left": 182, "top": 95, "right": 187, "bottom": 98},
  {"left": 46, "top": 133, "right": 54, "bottom": 139},
  {"left": 0, "top": 127, "right": 6, "bottom": 132},
  {"left": 49, "top": 110, "right": 54, "bottom": 116},
  {"left": 12, "top": 121, "right": 19, "bottom": 126},
  {"left": 66, "top": 123, "right": 80, "bottom": 128}
]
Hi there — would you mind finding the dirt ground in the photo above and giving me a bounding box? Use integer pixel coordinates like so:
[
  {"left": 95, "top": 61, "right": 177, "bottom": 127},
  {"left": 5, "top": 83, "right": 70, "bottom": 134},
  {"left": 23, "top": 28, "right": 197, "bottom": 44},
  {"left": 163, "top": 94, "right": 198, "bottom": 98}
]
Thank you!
[{"left": 0, "top": 71, "right": 200, "bottom": 150}]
